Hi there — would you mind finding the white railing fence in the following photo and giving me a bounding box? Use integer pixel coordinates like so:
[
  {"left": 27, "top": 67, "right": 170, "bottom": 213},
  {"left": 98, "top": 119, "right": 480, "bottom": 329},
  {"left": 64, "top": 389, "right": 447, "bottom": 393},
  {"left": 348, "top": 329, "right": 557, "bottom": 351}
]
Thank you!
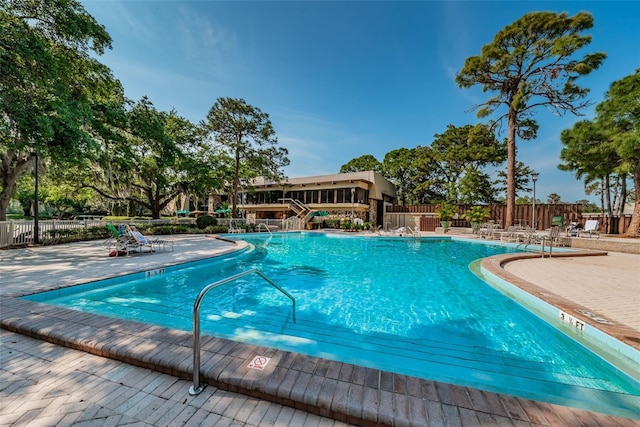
[
  {"left": 217, "top": 218, "right": 289, "bottom": 232},
  {"left": 0, "top": 219, "right": 188, "bottom": 248},
  {"left": 0, "top": 219, "right": 105, "bottom": 248},
  {"left": 0, "top": 216, "right": 296, "bottom": 248}
]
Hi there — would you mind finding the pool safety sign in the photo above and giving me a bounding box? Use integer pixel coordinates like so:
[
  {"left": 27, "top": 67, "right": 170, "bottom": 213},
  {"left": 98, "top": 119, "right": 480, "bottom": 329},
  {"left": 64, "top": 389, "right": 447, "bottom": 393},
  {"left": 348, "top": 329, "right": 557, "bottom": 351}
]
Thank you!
[{"left": 248, "top": 356, "right": 271, "bottom": 370}]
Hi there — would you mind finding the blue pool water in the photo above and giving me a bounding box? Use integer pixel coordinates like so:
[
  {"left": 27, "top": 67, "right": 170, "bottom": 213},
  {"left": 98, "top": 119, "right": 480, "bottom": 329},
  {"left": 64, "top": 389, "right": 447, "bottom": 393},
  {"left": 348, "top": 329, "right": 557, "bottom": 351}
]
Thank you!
[{"left": 26, "top": 233, "right": 640, "bottom": 418}]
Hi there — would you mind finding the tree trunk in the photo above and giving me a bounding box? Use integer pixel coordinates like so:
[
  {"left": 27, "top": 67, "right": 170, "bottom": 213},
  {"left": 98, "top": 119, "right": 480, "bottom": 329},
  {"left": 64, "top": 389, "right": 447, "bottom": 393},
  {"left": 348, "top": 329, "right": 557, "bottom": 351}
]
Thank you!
[
  {"left": 599, "top": 179, "right": 604, "bottom": 218},
  {"left": 232, "top": 138, "right": 241, "bottom": 217},
  {"left": 604, "top": 175, "right": 613, "bottom": 234},
  {"left": 625, "top": 161, "right": 640, "bottom": 237},
  {"left": 0, "top": 197, "right": 10, "bottom": 221},
  {"left": 505, "top": 110, "right": 517, "bottom": 228},
  {"left": 0, "top": 152, "right": 34, "bottom": 221}
]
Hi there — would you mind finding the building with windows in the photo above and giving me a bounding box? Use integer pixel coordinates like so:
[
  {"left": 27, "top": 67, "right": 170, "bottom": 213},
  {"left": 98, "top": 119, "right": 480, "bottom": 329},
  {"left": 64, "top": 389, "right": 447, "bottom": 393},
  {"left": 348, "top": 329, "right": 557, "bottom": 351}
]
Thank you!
[{"left": 238, "top": 171, "right": 397, "bottom": 227}]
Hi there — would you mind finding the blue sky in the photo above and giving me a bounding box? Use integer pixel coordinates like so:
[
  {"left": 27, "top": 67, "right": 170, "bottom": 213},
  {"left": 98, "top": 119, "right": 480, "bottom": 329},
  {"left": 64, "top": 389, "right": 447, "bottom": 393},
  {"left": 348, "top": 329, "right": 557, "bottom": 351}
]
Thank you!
[{"left": 80, "top": 0, "right": 639, "bottom": 203}]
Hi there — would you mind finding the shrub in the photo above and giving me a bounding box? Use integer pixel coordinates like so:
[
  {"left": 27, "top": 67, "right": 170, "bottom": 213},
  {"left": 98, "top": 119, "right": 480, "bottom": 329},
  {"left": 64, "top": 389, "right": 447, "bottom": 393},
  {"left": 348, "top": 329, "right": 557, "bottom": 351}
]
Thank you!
[
  {"left": 196, "top": 215, "right": 217, "bottom": 229},
  {"left": 204, "top": 225, "right": 228, "bottom": 234},
  {"left": 147, "top": 224, "right": 193, "bottom": 235},
  {"left": 322, "top": 219, "right": 340, "bottom": 229},
  {"left": 463, "top": 206, "right": 491, "bottom": 223},
  {"left": 435, "top": 203, "right": 457, "bottom": 221},
  {"left": 102, "top": 216, "right": 132, "bottom": 221}
]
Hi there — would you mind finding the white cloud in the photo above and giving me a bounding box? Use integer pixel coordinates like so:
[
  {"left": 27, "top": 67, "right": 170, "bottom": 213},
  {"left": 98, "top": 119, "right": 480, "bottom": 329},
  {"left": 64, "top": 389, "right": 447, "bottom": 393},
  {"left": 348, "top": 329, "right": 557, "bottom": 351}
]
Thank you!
[{"left": 175, "top": 6, "right": 243, "bottom": 80}]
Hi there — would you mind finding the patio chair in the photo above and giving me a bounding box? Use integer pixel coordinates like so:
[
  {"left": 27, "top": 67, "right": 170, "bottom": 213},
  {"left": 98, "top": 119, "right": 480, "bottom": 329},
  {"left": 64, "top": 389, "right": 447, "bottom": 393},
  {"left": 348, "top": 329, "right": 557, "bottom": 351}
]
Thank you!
[
  {"left": 500, "top": 225, "right": 522, "bottom": 243},
  {"left": 539, "top": 226, "right": 560, "bottom": 257},
  {"left": 126, "top": 225, "right": 174, "bottom": 252},
  {"left": 103, "top": 224, "right": 140, "bottom": 256},
  {"left": 577, "top": 220, "right": 600, "bottom": 239},
  {"left": 565, "top": 222, "right": 579, "bottom": 237}
]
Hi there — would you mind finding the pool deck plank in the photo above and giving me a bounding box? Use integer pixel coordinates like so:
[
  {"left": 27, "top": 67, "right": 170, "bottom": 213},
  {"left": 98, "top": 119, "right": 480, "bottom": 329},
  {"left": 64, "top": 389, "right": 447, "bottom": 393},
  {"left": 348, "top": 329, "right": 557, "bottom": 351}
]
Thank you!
[{"left": 1, "top": 233, "right": 639, "bottom": 426}]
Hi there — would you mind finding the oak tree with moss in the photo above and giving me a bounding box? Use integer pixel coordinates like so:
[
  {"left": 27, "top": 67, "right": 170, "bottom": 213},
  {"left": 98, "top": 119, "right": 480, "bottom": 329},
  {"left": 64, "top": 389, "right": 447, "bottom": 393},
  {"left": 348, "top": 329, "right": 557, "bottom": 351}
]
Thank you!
[
  {"left": 456, "top": 11, "right": 606, "bottom": 227},
  {"left": 0, "top": 0, "right": 119, "bottom": 220}
]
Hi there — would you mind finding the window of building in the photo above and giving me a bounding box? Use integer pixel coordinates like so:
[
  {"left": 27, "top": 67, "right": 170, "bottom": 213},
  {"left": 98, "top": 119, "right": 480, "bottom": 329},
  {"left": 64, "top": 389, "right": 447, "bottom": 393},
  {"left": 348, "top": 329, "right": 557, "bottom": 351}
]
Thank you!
[
  {"left": 355, "top": 188, "right": 369, "bottom": 204},
  {"left": 320, "top": 189, "right": 333, "bottom": 203},
  {"left": 305, "top": 190, "right": 318, "bottom": 204},
  {"left": 336, "top": 188, "right": 348, "bottom": 203},
  {"left": 290, "top": 191, "right": 304, "bottom": 202}
]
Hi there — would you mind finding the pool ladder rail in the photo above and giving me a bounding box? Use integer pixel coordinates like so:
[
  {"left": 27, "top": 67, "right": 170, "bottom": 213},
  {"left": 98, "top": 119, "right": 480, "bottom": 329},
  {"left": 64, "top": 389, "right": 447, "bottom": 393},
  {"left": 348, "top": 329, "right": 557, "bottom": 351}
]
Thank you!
[
  {"left": 406, "top": 226, "right": 420, "bottom": 238},
  {"left": 256, "top": 223, "right": 273, "bottom": 237},
  {"left": 189, "top": 268, "right": 296, "bottom": 395}
]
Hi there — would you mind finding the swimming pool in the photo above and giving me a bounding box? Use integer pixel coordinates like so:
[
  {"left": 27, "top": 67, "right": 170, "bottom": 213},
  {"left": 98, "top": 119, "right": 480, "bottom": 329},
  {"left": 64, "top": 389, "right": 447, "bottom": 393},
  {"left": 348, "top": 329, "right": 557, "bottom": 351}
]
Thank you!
[{"left": 25, "top": 233, "right": 640, "bottom": 418}]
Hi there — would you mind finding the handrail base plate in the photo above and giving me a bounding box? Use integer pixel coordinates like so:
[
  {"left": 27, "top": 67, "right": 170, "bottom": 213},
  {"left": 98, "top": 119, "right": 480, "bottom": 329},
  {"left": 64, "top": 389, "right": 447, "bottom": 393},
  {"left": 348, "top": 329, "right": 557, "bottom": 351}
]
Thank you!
[{"left": 189, "top": 384, "right": 206, "bottom": 396}]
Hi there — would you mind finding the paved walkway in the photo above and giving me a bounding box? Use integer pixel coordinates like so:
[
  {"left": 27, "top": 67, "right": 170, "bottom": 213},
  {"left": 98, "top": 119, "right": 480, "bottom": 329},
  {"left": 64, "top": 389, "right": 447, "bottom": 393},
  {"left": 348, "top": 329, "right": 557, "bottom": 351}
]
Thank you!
[
  {"left": 503, "top": 251, "right": 640, "bottom": 331},
  {"left": 0, "top": 330, "right": 347, "bottom": 426},
  {"left": 1, "top": 234, "right": 639, "bottom": 426}
]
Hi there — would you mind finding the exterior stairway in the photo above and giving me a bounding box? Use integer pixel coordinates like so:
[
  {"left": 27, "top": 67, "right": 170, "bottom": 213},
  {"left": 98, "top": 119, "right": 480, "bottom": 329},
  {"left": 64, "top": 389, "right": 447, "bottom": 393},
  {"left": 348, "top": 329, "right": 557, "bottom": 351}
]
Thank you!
[{"left": 279, "top": 198, "right": 312, "bottom": 230}]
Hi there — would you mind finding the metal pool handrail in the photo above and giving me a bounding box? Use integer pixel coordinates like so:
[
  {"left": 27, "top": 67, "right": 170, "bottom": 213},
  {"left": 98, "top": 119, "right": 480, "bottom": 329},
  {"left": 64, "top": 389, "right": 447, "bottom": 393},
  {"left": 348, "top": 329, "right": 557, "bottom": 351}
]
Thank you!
[
  {"left": 188, "top": 268, "right": 296, "bottom": 395},
  {"left": 256, "top": 223, "right": 273, "bottom": 237}
]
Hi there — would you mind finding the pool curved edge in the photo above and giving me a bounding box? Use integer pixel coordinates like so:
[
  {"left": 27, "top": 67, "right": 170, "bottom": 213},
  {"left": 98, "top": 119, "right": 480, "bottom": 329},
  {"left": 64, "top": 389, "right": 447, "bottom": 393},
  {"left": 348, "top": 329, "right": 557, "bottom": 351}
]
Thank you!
[{"left": 478, "top": 251, "right": 640, "bottom": 356}]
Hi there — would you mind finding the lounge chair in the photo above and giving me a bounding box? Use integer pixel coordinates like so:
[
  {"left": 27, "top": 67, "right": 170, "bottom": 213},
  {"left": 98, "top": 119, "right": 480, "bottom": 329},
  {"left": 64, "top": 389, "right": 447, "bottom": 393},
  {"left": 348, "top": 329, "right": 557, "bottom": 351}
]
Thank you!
[
  {"left": 126, "top": 225, "right": 174, "bottom": 252},
  {"left": 565, "top": 222, "right": 579, "bottom": 237},
  {"left": 228, "top": 220, "right": 244, "bottom": 233},
  {"left": 103, "top": 224, "right": 140, "bottom": 256},
  {"left": 500, "top": 225, "right": 523, "bottom": 243},
  {"left": 577, "top": 220, "right": 600, "bottom": 239}
]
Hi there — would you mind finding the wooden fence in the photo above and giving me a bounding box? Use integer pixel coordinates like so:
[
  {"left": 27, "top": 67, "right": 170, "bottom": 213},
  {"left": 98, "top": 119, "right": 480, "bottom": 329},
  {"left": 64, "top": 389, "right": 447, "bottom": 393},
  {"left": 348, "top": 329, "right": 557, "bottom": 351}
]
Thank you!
[
  {"left": 583, "top": 214, "right": 633, "bottom": 235},
  {"left": 386, "top": 204, "right": 588, "bottom": 231}
]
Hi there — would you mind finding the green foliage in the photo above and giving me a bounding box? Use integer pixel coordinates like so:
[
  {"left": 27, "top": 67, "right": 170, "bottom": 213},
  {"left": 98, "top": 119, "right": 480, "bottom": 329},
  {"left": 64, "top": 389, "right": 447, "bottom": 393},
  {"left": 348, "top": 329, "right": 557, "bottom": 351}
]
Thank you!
[
  {"left": 560, "top": 70, "right": 640, "bottom": 235},
  {"left": 495, "top": 162, "right": 537, "bottom": 199},
  {"left": 146, "top": 224, "right": 190, "bottom": 235},
  {"left": 102, "top": 216, "right": 131, "bottom": 221},
  {"left": 547, "top": 193, "right": 562, "bottom": 204},
  {"left": 382, "top": 148, "right": 416, "bottom": 205},
  {"left": 196, "top": 215, "right": 217, "bottom": 229},
  {"left": 43, "top": 225, "right": 110, "bottom": 245},
  {"left": 576, "top": 199, "right": 600, "bottom": 213},
  {"left": 411, "top": 146, "right": 447, "bottom": 203},
  {"left": 463, "top": 206, "right": 491, "bottom": 223},
  {"left": 205, "top": 97, "right": 289, "bottom": 217},
  {"left": 340, "top": 155, "right": 383, "bottom": 174},
  {"left": 78, "top": 97, "right": 215, "bottom": 219},
  {"left": 435, "top": 203, "right": 458, "bottom": 221},
  {"left": 457, "top": 167, "right": 496, "bottom": 205},
  {"left": 0, "top": 0, "right": 121, "bottom": 220},
  {"left": 456, "top": 11, "right": 605, "bottom": 226},
  {"left": 424, "top": 124, "right": 503, "bottom": 204},
  {"left": 204, "top": 225, "right": 229, "bottom": 234},
  {"left": 322, "top": 219, "right": 341, "bottom": 229}
]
